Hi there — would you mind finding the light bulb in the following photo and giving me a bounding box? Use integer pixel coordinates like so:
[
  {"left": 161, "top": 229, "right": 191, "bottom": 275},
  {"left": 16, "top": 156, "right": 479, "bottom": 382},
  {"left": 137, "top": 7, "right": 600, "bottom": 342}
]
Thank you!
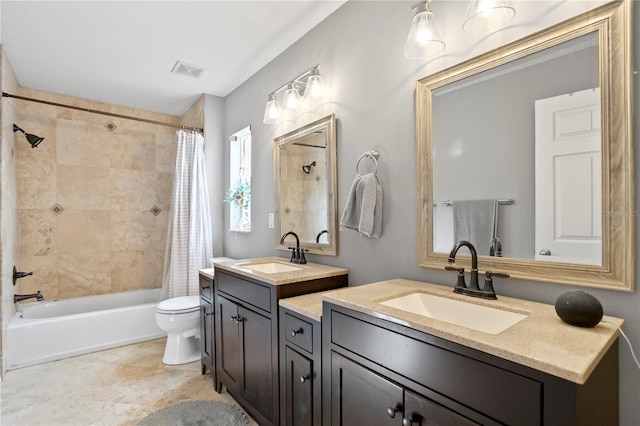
[
  {"left": 283, "top": 84, "right": 301, "bottom": 110},
  {"left": 262, "top": 95, "right": 281, "bottom": 124},
  {"left": 404, "top": 1, "right": 445, "bottom": 60},
  {"left": 304, "top": 71, "right": 326, "bottom": 99}
]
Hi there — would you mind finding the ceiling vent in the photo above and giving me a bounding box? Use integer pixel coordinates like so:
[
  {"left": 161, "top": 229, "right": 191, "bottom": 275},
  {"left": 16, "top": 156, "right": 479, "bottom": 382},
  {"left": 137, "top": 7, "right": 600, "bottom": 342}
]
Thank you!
[{"left": 171, "top": 61, "right": 207, "bottom": 79}]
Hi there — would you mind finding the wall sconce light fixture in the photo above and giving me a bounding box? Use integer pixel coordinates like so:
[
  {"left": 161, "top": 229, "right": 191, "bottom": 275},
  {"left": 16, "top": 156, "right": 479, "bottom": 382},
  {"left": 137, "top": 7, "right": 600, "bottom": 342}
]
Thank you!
[
  {"left": 13, "top": 124, "right": 44, "bottom": 148},
  {"left": 262, "top": 64, "right": 327, "bottom": 124},
  {"left": 404, "top": 0, "right": 516, "bottom": 59},
  {"left": 404, "top": 1, "right": 445, "bottom": 60},
  {"left": 463, "top": 0, "right": 516, "bottom": 33}
]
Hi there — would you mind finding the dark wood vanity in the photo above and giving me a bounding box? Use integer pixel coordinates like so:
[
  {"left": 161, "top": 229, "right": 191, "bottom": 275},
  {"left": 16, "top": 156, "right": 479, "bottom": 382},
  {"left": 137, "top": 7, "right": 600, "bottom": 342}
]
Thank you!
[
  {"left": 322, "top": 302, "right": 618, "bottom": 426},
  {"left": 212, "top": 259, "right": 347, "bottom": 426},
  {"left": 202, "top": 263, "right": 621, "bottom": 426}
]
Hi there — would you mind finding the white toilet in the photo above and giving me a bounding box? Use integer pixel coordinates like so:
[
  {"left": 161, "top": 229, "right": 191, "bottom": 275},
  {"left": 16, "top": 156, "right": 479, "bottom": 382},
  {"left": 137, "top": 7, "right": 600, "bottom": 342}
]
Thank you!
[{"left": 155, "top": 295, "right": 201, "bottom": 365}]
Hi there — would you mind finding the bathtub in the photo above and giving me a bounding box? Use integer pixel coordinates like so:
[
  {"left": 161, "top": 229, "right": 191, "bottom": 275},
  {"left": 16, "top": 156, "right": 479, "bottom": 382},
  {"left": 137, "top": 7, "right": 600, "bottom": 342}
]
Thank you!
[{"left": 6, "top": 288, "right": 166, "bottom": 370}]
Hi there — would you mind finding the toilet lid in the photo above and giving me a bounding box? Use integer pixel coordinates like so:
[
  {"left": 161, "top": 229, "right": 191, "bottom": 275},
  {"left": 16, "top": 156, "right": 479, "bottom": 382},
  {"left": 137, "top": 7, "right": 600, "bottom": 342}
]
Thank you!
[{"left": 157, "top": 296, "right": 200, "bottom": 314}]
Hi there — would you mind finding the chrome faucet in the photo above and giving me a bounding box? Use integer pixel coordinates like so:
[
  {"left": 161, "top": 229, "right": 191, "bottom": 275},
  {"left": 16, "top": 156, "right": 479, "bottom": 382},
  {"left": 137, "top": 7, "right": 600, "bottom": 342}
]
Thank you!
[
  {"left": 14, "top": 291, "right": 44, "bottom": 303},
  {"left": 280, "top": 231, "right": 307, "bottom": 264},
  {"left": 489, "top": 237, "right": 502, "bottom": 257},
  {"left": 446, "top": 240, "right": 508, "bottom": 300}
]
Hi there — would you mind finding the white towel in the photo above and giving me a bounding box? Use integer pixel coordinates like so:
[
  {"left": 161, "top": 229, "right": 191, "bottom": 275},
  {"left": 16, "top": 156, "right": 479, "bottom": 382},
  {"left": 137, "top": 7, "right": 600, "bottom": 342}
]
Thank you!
[{"left": 340, "top": 172, "right": 383, "bottom": 238}]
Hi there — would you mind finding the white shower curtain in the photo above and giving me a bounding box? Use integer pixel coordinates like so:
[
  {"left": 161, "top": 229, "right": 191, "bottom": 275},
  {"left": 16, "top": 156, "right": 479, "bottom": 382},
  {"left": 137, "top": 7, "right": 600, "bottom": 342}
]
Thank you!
[{"left": 162, "top": 130, "right": 213, "bottom": 298}]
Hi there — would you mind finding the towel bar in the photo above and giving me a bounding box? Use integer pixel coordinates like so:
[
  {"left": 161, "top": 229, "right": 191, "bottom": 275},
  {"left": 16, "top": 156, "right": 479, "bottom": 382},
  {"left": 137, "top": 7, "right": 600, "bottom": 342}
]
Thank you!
[{"left": 435, "top": 198, "right": 515, "bottom": 206}]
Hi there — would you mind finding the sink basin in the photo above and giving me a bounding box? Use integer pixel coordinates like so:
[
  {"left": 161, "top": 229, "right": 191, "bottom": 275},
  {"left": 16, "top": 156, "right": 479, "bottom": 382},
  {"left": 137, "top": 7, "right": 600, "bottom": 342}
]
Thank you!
[
  {"left": 379, "top": 292, "right": 527, "bottom": 335},
  {"left": 240, "top": 262, "right": 302, "bottom": 274}
]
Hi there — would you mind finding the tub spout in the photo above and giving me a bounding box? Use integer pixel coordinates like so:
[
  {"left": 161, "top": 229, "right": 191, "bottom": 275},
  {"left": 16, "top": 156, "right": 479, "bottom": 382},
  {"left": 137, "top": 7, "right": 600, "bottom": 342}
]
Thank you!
[{"left": 14, "top": 291, "right": 44, "bottom": 303}]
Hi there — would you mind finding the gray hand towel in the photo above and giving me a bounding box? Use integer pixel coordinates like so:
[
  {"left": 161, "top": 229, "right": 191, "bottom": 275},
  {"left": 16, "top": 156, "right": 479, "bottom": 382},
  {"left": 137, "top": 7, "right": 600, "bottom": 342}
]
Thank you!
[
  {"left": 453, "top": 199, "right": 498, "bottom": 255},
  {"left": 340, "top": 172, "right": 383, "bottom": 238}
]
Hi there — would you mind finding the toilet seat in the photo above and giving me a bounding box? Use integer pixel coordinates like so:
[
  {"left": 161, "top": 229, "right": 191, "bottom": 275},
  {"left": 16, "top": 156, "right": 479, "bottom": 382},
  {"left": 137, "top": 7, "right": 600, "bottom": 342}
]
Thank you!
[{"left": 156, "top": 296, "right": 199, "bottom": 315}]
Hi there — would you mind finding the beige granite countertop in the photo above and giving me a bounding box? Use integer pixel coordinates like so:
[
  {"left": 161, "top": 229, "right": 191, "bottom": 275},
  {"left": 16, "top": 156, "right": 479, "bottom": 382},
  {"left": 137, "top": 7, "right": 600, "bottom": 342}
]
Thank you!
[
  {"left": 198, "top": 268, "right": 214, "bottom": 279},
  {"left": 322, "top": 278, "right": 624, "bottom": 385},
  {"left": 279, "top": 290, "right": 342, "bottom": 322},
  {"left": 214, "top": 257, "right": 348, "bottom": 286}
]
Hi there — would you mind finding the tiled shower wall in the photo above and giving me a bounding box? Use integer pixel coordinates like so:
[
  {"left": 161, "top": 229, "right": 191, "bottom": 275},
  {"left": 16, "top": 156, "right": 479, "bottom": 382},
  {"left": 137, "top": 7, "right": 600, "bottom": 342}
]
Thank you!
[{"left": 15, "top": 90, "right": 179, "bottom": 300}]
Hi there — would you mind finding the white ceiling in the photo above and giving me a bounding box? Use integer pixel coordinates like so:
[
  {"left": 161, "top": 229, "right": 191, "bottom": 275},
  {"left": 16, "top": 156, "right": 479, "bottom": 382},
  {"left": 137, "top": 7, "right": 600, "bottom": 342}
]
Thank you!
[{"left": 1, "top": 1, "right": 347, "bottom": 116}]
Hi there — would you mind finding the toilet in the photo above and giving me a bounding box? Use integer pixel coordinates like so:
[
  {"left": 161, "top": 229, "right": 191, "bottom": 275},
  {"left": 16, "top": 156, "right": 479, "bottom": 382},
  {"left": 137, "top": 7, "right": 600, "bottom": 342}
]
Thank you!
[
  {"left": 155, "top": 295, "right": 201, "bottom": 365},
  {"left": 156, "top": 258, "right": 234, "bottom": 365}
]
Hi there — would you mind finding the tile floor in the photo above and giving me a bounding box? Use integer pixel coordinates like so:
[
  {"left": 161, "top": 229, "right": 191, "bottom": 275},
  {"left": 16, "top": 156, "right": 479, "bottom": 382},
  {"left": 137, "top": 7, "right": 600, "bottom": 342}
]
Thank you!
[{"left": 0, "top": 338, "right": 257, "bottom": 425}]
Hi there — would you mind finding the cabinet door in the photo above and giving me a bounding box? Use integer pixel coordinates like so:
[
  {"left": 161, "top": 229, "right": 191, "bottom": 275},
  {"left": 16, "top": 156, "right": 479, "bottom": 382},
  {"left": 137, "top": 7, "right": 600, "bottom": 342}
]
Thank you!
[
  {"left": 331, "top": 352, "right": 403, "bottom": 426},
  {"left": 218, "top": 295, "right": 241, "bottom": 386},
  {"left": 200, "top": 296, "right": 214, "bottom": 371},
  {"left": 240, "top": 305, "right": 274, "bottom": 423},
  {"left": 284, "top": 346, "right": 314, "bottom": 426},
  {"left": 404, "top": 390, "right": 478, "bottom": 426}
]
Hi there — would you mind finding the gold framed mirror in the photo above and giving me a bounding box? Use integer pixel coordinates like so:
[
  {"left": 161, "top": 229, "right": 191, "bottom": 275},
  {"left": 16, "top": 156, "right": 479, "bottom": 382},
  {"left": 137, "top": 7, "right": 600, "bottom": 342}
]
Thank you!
[
  {"left": 417, "top": 0, "right": 634, "bottom": 290},
  {"left": 274, "top": 114, "right": 338, "bottom": 256}
]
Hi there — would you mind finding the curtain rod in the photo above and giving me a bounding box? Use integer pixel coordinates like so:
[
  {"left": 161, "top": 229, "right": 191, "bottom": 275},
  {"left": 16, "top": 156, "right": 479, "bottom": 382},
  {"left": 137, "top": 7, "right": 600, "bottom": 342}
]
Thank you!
[{"left": 2, "top": 92, "right": 203, "bottom": 133}]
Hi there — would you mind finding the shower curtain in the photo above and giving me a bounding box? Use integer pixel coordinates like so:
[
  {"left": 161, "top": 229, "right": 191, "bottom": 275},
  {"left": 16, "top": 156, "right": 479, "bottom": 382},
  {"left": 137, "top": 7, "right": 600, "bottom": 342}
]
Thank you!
[{"left": 162, "top": 130, "right": 213, "bottom": 298}]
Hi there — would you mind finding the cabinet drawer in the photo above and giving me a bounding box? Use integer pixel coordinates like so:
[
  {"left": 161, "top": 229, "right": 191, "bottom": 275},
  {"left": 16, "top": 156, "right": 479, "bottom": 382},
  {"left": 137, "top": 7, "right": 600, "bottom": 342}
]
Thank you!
[
  {"left": 331, "top": 310, "right": 542, "bottom": 426},
  {"left": 284, "top": 312, "right": 313, "bottom": 353},
  {"left": 199, "top": 275, "right": 213, "bottom": 301},
  {"left": 217, "top": 272, "right": 271, "bottom": 312}
]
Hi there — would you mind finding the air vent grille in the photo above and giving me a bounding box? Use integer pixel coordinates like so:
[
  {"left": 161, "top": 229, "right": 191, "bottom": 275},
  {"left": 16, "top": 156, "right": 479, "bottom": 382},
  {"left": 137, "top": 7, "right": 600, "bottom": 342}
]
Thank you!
[{"left": 171, "top": 61, "right": 207, "bottom": 79}]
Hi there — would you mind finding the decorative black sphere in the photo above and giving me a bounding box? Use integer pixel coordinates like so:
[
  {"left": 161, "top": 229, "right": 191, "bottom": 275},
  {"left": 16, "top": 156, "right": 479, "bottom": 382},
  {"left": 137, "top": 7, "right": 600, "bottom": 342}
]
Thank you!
[{"left": 554, "top": 291, "right": 603, "bottom": 327}]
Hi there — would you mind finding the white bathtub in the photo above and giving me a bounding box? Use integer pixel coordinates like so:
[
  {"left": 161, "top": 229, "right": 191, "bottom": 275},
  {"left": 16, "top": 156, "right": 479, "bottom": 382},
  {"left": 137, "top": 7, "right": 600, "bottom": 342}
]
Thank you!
[{"left": 6, "top": 288, "right": 166, "bottom": 370}]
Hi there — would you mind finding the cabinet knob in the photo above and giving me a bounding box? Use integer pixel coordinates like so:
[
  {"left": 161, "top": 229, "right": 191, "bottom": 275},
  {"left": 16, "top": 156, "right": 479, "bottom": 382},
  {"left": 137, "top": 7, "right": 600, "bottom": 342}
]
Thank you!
[
  {"left": 386, "top": 405, "right": 402, "bottom": 419},
  {"left": 300, "top": 374, "right": 311, "bottom": 383},
  {"left": 291, "top": 328, "right": 304, "bottom": 337},
  {"left": 402, "top": 417, "right": 415, "bottom": 426},
  {"left": 231, "top": 315, "right": 244, "bottom": 323}
]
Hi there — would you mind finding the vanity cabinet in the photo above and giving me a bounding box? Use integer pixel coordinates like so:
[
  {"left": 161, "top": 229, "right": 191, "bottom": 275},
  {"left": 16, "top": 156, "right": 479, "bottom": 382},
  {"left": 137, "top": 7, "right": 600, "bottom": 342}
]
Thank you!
[
  {"left": 215, "top": 268, "right": 347, "bottom": 426},
  {"left": 199, "top": 273, "right": 215, "bottom": 386},
  {"left": 323, "top": 303, "right": 619, "bottom": 426},
  {"left": 280, "top": 307, "right": 322, "bottom": 426}
]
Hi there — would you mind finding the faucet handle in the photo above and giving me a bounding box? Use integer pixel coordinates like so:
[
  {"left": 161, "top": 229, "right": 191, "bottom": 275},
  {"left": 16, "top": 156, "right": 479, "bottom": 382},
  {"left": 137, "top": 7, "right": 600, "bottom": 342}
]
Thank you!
[
  {"left": 299, "top": 248, "right": 308, "bottom": 264},
  {"left": 486, "top": 271, "right": 510, "bottom": 279},
  {"left": 482, "top": 271, "right": 509, "bottom": 299},
  {"left": 445, "top": 266, "right": 467, "bottom": 293}
]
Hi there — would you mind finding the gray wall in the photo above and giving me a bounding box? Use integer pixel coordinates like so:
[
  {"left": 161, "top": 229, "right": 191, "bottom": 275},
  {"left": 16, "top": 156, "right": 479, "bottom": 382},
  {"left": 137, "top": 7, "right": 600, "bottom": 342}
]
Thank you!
[{"left": 220, "top": 1, "right": 640, "bottom": 423}]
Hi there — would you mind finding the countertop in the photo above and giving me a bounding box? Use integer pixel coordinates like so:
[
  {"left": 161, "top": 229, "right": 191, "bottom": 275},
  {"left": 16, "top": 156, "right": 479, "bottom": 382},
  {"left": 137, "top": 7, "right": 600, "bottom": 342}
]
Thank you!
[
  {"left": 214, "top": 257, "right": 348, "bottom": 286},
  {"left": 279, "top": 290, "right": 340, "bottom": 322},
  {"left": 322, "top": 278, "right": 624, "bottom": 384}
]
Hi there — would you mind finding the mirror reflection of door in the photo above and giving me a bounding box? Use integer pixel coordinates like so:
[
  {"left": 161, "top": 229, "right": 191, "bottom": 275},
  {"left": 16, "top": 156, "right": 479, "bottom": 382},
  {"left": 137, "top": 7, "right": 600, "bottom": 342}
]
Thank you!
[{"left": 534, "top": 88, "right": 601, "bottom": 265}]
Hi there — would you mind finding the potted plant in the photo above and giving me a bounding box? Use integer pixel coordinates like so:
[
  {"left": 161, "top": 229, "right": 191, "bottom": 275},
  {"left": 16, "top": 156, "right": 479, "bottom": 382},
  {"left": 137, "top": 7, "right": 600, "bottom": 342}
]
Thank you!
[{"left": 224, "top": 182, "right": 251, "bottom": 230}]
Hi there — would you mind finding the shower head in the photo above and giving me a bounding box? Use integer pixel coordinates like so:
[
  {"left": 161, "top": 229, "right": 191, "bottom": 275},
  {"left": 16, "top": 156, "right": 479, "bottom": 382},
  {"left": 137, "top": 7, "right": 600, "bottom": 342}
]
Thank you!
[
  {"left": 13, "top": 124, "right": 44, "bottom": 148},
  {"left": 302, "top": 161, "right": 316, "bottom": 174}
]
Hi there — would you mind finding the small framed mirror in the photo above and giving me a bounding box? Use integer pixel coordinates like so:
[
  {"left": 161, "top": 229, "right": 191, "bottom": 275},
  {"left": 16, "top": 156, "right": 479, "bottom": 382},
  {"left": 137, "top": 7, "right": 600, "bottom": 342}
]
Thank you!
[
  {"left": 417, "top": 0, "right": 634, "bottom": 290},
  {"left": 274, "top": 114, "right": 338, "bottom": 256}
]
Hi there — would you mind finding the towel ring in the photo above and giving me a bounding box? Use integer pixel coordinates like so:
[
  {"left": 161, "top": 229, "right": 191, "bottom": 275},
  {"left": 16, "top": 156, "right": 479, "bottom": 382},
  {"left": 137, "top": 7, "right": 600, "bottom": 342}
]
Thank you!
[{"left": 356, "top": 151, "right": 378, "bottom": 174}]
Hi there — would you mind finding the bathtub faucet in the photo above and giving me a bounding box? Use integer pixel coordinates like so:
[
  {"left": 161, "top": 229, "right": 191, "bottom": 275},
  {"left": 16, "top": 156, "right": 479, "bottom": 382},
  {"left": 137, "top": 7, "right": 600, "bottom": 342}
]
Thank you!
[{"left": 14, "top": 291, "right": 44, "bottom": 303}]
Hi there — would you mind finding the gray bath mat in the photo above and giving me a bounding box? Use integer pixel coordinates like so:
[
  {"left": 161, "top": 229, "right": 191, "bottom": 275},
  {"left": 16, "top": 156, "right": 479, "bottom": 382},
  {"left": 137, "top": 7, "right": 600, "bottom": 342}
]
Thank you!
[{"left": 136, "top": 400, "right": 248, "bottom": 426}]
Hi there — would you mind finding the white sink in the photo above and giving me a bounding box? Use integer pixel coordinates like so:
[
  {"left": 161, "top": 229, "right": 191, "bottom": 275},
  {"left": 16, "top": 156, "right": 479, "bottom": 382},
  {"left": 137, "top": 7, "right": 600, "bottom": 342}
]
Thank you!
[
  {"left": 240, "top": 262, "right": 302, "bottom": 274},
  {"left": 379, "top": 292, "right": 527, "bottom": 335}
]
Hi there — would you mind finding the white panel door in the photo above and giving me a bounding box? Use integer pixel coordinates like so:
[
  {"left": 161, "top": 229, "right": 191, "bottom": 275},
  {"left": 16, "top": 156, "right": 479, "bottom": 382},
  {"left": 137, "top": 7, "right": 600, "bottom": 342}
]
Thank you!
[{"left": 534, "top": 88, "right": 601, "bottom": 265}]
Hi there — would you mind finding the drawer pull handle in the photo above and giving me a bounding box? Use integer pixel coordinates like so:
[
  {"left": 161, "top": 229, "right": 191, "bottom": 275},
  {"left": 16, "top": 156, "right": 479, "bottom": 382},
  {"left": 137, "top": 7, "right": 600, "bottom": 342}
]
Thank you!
[
  {"left": 231, "top": 315, "right": 244, "bottom": 323},
  {"left": 201, "top": 285, "right": 210, "bottom": 290},
  {"left": 387, "top": 405, "right": 402, "bottom": 419},
  {"left": 300, "top": 374, "right": 311, "bottom": 383},
  {"left": 291, "top": 328, "right": 304, "bottom": 337}
]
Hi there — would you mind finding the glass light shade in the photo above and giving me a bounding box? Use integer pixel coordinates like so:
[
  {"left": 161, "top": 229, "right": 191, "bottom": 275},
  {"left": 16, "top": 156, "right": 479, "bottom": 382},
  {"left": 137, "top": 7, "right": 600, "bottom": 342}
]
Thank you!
[
  {"left": 304, "top": 72, "right": 326, "bottom": 100},
  {"left": 262, "top": 95, "right": 281, "bottom": 124},
  {"left": 404, "top": 2, "right": 445, "bottom": 60},
  {"left": 283, "top": 84, "right": 301, "bottom": 110},
  {"left": 463, "top": 0, "right": 515, "bottom": 33}
]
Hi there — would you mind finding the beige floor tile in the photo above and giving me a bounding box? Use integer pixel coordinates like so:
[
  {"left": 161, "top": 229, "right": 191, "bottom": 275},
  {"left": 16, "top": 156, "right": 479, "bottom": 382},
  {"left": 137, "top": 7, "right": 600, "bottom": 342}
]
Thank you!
[{"left": 1, "top": 338, "right": 257, "bottom": 426}]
